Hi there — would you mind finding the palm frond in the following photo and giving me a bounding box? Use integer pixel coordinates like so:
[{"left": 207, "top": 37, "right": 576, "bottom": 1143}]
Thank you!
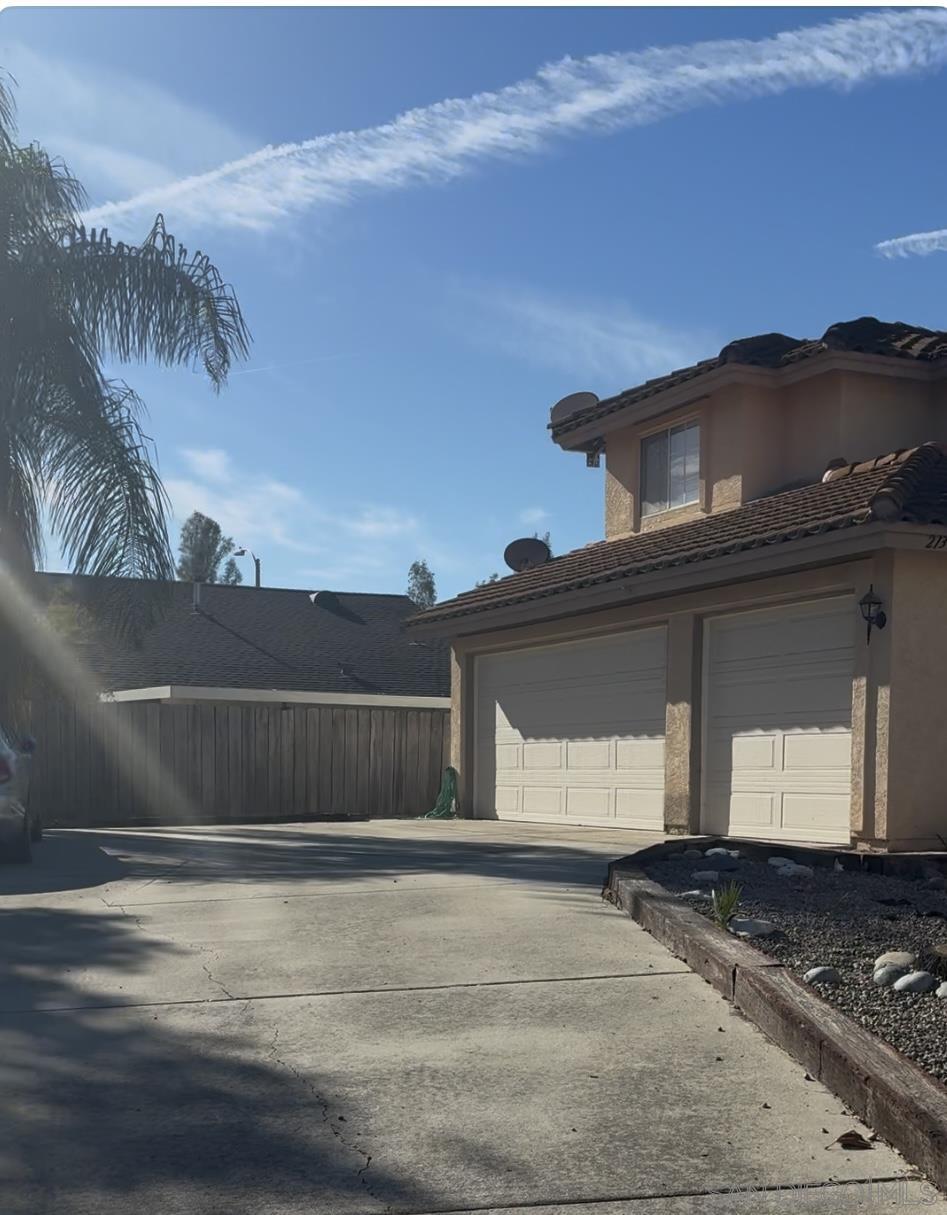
[
  {"left": 59, "top": 215, "right": 250, "bottom": 387},
  {"left": 45, "top": 380, "right": 173, "bottom": 584}
]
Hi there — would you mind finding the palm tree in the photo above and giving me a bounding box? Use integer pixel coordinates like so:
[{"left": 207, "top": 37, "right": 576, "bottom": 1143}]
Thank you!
[{"left": 0, "top": 76, "right": 250, "bottom": 597}]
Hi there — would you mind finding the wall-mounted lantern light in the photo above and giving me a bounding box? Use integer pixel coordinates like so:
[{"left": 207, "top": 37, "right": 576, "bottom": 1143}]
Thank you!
[{"left": 858, "top": 585, "right": 887, "bottom": 644}]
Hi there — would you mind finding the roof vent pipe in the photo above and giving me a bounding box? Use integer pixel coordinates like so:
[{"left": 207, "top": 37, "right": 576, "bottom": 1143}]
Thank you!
[{"left": 192, "top": 580, "right": 203, "bottom": 612}]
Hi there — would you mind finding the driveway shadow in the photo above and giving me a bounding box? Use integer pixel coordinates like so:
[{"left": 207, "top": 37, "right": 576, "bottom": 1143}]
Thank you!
[
  {"left": 0, "top": 907, "right": 431, "bottom": 1215},
  {"left": 4, "top": 823, "right": 644, "bottom": 897},
  {"left": 0, "top": 832, "right": 126, "bottom": 895}
]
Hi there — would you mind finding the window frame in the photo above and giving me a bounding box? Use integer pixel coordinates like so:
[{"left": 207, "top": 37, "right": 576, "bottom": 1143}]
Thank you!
[{"left": 640, "top": 418, "right": 701, "bottom": 518}]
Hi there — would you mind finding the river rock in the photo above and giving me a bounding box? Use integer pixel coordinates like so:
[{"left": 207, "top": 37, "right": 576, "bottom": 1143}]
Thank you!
[
  {"left": 873, "top": 964, "right": 910, "bottom": 987},
  {"left": 874, "top": 950, "right": 916, "bottom": 970},
  {"left": 692, "top": 870, "right": 719, "bottom": 883},
  {"left": 768, "top": 856, "right": 794, "bottom": 868},
  {"left": 729, "top": 918, "right": 779, "bottom": 939},
  {"left": 936, "top": 982, "right": 947, "bottom": 999},
  {"left": 804, "top": 966, "right": 840, "bottom": 985},
  {"left": 777, "top": 862, "right": 814, "bottom": 878},
  {"left": 892, "top": 971, "right": 937, "bottom": 994}
]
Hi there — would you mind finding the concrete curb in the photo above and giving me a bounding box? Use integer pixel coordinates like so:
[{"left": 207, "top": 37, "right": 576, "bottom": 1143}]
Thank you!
[{"left": 606, "top": 847, "right": 947, "bottom": 1193}]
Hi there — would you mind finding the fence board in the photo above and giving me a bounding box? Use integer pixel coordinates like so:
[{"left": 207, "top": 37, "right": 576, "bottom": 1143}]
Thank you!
[{"left": 27, "top": 697, "right": 449, "bottom": 828}]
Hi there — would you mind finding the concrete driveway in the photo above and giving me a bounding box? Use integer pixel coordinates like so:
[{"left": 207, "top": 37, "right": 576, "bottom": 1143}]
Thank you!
[{"left": 0, "top": 819, "right": 941, "bottom": 1214}]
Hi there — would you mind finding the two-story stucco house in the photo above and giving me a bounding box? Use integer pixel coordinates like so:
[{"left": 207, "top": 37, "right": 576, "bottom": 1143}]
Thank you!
[{"left": 411, "top": 317, "right": 947, "bottom": 852}]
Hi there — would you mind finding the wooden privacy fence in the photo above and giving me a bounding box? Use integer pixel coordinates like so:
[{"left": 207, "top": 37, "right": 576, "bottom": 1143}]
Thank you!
[{"left": 26, "top": 700, "right": 451, "bottom": 828}]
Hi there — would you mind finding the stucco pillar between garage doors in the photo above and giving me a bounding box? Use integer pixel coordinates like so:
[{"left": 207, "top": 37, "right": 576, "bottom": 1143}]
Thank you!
[
  {"left": 450, "top": 646, "right": 474, "bottom": 818},
  {"left": 664, "top": 612, "right": 700, "bottom": 835}
]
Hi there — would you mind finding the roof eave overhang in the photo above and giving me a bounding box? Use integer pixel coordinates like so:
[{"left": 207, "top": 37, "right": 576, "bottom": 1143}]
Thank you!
[
  {"left": 410, "top": 521, "right": 929, "bottom": 640},
  {"left": 552, "top": 352, "right": 947, "bottom": 453}
]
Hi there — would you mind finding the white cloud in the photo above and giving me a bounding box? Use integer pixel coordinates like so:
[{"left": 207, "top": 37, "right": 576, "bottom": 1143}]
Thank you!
[
  {"left": 519, "top": 507, "right": 549, "bottom": 526},
  {"left": 345, "top": 508, "right": 419, "bottom": 540},
  {"left": 456, "top": 281, "right": 712, "bottom": 386},
  {"left": 80, "top": 10, "right": 947, "bottom": 236},
  {"left": 180, "top": 448, "right": 232, "bottom": 484},
  {"left": 2, "top": 41, "right": 251, "bottom": 206},
  {"left": 876, "top": 228, "right": 947, "bottom": 259},
  {"left": 165, "top": 450, "right": 424, "bottom": 589}
]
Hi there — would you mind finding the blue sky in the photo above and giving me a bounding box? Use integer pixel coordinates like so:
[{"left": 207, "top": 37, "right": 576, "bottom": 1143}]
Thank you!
[{"left": 4, "top": 6, "right": 947, "bottom": 599}]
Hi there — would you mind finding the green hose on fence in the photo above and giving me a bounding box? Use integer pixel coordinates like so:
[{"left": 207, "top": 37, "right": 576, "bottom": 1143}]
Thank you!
[{"left": 422, "top": 766, "right": 458, "bottom": 819}]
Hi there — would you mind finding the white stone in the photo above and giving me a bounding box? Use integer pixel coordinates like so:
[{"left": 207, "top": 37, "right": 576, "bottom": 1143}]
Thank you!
[
  {"left": 678, "top": 890, "right": 706, "bottom": 899},
  {"left": 776, "top": 863, "right": 814, "bottom": 878},
  {"left": 873, "top": 950, "right": 916, "bottom": 970},
  {"left": 892, "top": 971, "right": 937, "bottom": 994},
  {"left": 692, "top": 870, "right": 719, "bottom": 882},
  {"left": 936, "top": 982, "right": 947, "bottom": 999},
  {"left": 728, "top": 918, "right": 779, "bottom": 939},
  {"left": 768, "top": 856, "right": 794, "bottom": 868},
  {"left": 804, "top": 966, "right": 840, "bottom": 985},
  {"left": 705, "top": 847, "right": 731, "bottom": 857},
  {"left": 873, "top": 964, "right": 910, "bottom": 987}
]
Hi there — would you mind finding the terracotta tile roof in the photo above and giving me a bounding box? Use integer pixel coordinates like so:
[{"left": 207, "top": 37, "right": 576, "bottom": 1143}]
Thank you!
[
  {"left": 412, "top": 444, "right": 947, "bottom": 628},
  {"left": 551, "top": 318, "right": 947, "bottom": 441}
]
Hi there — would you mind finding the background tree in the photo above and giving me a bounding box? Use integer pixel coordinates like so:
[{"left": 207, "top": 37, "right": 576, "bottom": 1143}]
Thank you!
[
  {"left": 407, "top": 559, "right": 436, "bottom": 609},
  {"left": 176, "top": 512, "right": 241, "bottom": 584},
  {"left": 0, "top": 75, "right": 249, "bottom": 636},
  {"left": 220, "top": 556, "right": 243, "bottom": 586}
]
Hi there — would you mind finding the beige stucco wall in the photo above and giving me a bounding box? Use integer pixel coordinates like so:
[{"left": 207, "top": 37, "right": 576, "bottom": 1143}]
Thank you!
[
  {"left": 602, "top": 367, "right": 947, "bottom": 540},
  {"left": 881, "top": 547, "right": 947, "bottom": 848}
]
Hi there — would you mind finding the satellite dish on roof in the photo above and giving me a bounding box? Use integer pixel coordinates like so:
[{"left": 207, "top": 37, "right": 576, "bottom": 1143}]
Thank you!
[
  {"left": 504, "top": 536, "right": 552, "bottom": 573},
  {"left": 550, "top": 391, "right": 598, "bottom": 425}
]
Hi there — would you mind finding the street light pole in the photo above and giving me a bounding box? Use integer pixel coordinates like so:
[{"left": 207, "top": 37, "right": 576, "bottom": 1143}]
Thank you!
[{"left": 234, "top": 547, "right": 261, "bottom": 588}]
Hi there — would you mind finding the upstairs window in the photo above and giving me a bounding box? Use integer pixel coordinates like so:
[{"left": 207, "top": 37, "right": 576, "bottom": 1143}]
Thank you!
[{"left": 641, "top": 420, "right": 700, "bottom": 517}]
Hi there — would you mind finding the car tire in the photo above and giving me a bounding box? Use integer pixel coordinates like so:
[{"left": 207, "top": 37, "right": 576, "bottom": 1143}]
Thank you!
[{"left": 7, "top": 818, "right": 32, "bottom": 864}]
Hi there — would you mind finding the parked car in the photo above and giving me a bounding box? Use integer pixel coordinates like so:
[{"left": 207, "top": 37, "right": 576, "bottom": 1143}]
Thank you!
[{"left": 0, "top": 727, "right": 37, "bottom": 863}]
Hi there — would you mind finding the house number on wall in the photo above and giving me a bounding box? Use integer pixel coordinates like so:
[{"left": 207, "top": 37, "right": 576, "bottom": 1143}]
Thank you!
[{"left": 925, "top": 534, "right": 947, "bottom": 550}]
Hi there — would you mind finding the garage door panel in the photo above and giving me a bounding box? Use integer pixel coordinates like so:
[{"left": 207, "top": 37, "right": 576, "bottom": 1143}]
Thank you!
[
  {"left": 495, "top": 786, "right": 520, "bottom": 814},
  {"left": 567, "top": 740, "right": 612, "bottom": 769},
  {"left": 522, "top": 742, "right": 562, "bottom": 769},
  {"left": 781, "top": 793, "right": 850, "bottom": 838},
  {"left": 703, "top": 599, "right": 854, "bottom": 845},
  {"left": 522, "top": 786, "right": 563, "bottom": 816},
  {"left": 782, "top": 732, "right": 851, "bottom": 772},
  {"left": 566, "top": 787, "right": 611, "bottom": 818},
  {"left": 477, "top": 628, "right": 667, "bottom": 828},
  {"left": 615, "top": 788, "right": 664, "bottom": 827}
]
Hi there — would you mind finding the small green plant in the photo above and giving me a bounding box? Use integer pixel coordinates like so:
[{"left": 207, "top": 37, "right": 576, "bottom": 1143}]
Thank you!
[{"left": 711, "top": 880, "right": 743, "bottom": 928}]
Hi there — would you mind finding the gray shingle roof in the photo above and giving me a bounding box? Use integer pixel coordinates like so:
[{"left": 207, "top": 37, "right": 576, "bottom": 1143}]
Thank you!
[{"left": 36, "top": 575, "right": 450, "bottom": 697}]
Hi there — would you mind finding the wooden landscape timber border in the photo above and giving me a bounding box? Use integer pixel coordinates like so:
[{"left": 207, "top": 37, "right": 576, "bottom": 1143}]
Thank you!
[{"left": 605, "top": 840, "right": 947, "bottom": 1194}]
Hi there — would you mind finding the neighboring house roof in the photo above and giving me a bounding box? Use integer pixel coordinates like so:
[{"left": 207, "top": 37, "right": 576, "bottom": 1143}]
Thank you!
[
  {"left": 412, "top": 443, "right": 947, "bottom": 627},
  {"left": 550, "top": 317, "right": 947, "bottom": 441},
  {"left": 36, "top": 575, "right": 450, "bottom": 697}
]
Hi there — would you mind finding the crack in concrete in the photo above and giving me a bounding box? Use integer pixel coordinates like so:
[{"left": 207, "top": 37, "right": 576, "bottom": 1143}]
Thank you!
[
  {"left": 378, "top": 1174, "right": 921, "bottom": 1215},
  {"left": 265, "top": 1025, "right": 384, "bottom": 1209},
  {"left": 101, "top": 896, "right": 154, "bottom": 938},
  {"left": 200, "top": 959, "right": 235, "bottom": 1000}
]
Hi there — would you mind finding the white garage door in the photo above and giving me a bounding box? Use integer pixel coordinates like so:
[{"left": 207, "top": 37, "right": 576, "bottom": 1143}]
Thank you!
[
  {"left": 702, "top": 598, "right": 854, "bottom": 844},
  {"left": 474, "top": 628, "right": 666, "bottom": 828}
]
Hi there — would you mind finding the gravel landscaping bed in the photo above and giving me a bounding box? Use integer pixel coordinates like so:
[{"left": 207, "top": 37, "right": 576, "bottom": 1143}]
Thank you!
[{"left": 644, "top": 846, "right": 947, "bottom": 1083}]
